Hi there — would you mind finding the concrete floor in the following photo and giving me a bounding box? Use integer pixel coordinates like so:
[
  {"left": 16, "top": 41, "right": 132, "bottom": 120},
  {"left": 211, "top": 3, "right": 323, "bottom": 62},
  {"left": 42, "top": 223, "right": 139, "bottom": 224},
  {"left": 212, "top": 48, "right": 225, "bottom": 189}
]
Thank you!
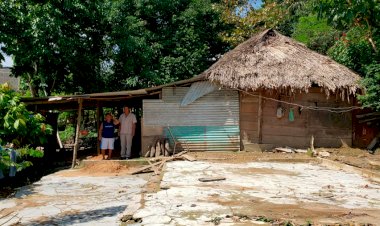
[
  {"left": 1, "top": 160, "right": 380, "bottom": 225},
  {"left": 0, "top": 173, "right": 147, "bottom": 226},
  {"left": 132, "top": 161, "right": 380, "bottom": 225}
]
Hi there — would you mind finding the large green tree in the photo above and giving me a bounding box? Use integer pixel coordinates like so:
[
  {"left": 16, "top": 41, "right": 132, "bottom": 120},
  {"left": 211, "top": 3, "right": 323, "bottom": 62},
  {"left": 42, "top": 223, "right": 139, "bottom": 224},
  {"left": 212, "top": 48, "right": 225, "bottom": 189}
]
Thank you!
[
  {"left": 316, "top": 0, "right": 380, "bottom": 110},
  {"left": 0, "top": 0, "right": 231, "bottom": 96},
  {"left": 0, "top": 0, "right": 110, "bottom": 96},
  {"left": 107, "top": 0, "right": 231, "bottom": 90}
]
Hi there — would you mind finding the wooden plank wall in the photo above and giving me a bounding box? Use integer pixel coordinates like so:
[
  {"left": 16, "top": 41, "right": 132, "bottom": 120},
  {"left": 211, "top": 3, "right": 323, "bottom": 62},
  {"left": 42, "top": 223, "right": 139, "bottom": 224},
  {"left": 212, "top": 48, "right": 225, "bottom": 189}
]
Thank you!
[{"left": 240, "top": 88, "right": 353, "bottom": 150}]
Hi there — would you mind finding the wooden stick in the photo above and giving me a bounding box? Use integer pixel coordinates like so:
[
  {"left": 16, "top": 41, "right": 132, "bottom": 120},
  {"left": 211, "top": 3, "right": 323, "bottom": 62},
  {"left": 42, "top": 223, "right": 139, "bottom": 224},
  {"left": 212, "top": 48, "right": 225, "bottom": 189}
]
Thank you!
[
  {"left": 257, "top": 91, "right": 263, "bottom": 143},
  {"left": 198, "top": 177, "right": 226, "bottom": 182},
  {"left": 72, "top": 98, "right": 83, "bottom": 169},
  {"left": 148, "top": 160, "right": 160, "bottom": 175},
  {"left": 130, "top": 161, "right": 161, "bottom": 175}
]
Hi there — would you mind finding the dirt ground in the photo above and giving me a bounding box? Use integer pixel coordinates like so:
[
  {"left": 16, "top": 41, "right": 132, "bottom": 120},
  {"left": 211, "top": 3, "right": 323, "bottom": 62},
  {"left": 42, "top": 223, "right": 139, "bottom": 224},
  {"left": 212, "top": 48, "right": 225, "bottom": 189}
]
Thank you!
[
  {"left": 56, "top": 161, "right": 138, "bottom": 177},
  {"left": 189, "top": 147, "right": 380, "bottom": 172}
]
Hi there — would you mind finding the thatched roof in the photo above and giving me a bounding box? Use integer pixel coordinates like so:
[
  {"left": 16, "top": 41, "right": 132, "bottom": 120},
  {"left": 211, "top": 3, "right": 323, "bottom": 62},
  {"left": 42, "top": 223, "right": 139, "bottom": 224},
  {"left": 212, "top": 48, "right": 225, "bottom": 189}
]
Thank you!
[{"left": 201, "top": 29, "right": 361, "bottom": 96}]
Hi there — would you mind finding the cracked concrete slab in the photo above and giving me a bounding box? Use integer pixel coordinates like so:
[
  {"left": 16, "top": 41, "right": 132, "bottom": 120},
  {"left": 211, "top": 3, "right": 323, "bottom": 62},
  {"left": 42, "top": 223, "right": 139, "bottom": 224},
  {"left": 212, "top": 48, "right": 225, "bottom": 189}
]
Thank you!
[
  {"left": 133, "top": 161, "right": 380, "bottom": 225},
  {"left": 0, "top": 171, "right": 147, "bottom": 226}
]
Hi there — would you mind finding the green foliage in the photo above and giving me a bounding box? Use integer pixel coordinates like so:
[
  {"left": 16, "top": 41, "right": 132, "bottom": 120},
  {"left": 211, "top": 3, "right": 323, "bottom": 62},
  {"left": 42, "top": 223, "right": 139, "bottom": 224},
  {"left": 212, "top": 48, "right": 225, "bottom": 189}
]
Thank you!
[
  {"left": 0, "top": 0, "right": 230, "bottom": 96},
  {"left": 59, "top": 125, "right": 75, "bottom": 143},
  {"left": 327, "top": 27, "right": 376, "bottom": 74},
  {"left": 220, "top": 0, "right": 313, "bottom": 46},
  {"left": 316, "top": 0, "right": 380, "bottom": 52},
  {"left": 0, "top": 83, "right": 53, "bottom": 147},
  {"left": 0, "top": 83, "right": 50, "bottom": 174},
  {"left": 358, "top": 64, "right": 380, "bottom": 111},
  {"left": 256, "top": 216, "right": 274, "bottom": 223},
  {"left": 108, "top": 0, "right": 230, "bottom": 89},
  {"left": 292, "top": 15, "right": 341, "bottom": 54},
  {"left": 0, "top": 146, "right": 43, "bottom": 173}
]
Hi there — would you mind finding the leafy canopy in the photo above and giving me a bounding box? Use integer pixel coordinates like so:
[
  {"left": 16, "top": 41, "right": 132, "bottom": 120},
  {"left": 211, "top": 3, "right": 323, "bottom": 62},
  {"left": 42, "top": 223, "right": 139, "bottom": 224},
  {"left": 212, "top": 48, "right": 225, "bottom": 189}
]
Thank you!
[{"left": 0, "top": 0, "right": 230, "bottom": 96}]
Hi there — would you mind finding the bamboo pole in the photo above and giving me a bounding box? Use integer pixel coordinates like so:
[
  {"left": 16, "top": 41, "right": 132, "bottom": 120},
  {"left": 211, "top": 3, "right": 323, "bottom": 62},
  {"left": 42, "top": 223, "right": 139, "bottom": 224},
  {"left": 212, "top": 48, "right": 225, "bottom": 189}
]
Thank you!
[
  {"left": 257, "top": 91, "right": 263, "bottom": 143},
  {"left": 72, "top": 98, "right": 83, "bottom": 169}
]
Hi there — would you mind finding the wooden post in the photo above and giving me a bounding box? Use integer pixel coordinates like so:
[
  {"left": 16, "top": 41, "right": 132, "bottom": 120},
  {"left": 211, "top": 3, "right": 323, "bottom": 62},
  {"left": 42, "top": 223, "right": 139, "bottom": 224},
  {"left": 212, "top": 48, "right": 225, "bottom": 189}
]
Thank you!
[
  {"left": 72, "top": 98, "right": 83, "bottom": 169},
  {"left": 257, "top": 91, "right": 263, "bottom": 144},
  {"left": 96, "top": 101, "right": 101, "bottom": 155}
]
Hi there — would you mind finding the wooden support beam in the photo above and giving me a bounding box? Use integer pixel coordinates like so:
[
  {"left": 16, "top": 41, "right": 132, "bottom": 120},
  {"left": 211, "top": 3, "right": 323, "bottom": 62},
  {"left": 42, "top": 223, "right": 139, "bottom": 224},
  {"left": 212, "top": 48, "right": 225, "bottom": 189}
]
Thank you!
[
  {"left": 257, "top": 91, "right": 263, "bottom": 143},
  {"left": 72, "top": 98, "right": 83, "bottom": 169},
  {"left": 96, "top": 101, "right": 101, "bottom": 155}
]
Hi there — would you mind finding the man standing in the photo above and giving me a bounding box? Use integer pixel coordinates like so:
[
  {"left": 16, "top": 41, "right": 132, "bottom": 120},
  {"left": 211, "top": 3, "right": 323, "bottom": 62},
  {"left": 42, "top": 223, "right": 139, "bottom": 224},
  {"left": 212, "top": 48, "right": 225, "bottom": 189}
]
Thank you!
[{"left": 119, "top": 105, "right": 137, "bottom": 159}]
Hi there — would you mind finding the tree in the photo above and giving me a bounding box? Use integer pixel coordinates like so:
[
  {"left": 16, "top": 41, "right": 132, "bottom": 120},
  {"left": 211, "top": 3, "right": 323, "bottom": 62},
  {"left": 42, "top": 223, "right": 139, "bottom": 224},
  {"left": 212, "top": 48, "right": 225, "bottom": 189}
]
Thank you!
[
  {"left": 108, "top": 0, "right": 231, "bottom": 90},
  {"left": 292, "top": 15, "right": 341, "bottom": 54},
  {"left": 219, "top": 0, "right": 312, "bottom": 46},
  {"left": 316, "top": 0, "right": 380, "bottom": 110},
  {"left": 0, "top": 0, "right": 111, "bottom": 96},
  {"left": 0, "top": 0, "right": 231, "bottom": 95},
  {"left": 358, "top": 64, "right": 380, "bottom": 111},
  {"left": 317, "top": 0, "right": 380, "bottom": 52},
  {"left": 0, "top": 83, "right": 52, "bottom": 174}
]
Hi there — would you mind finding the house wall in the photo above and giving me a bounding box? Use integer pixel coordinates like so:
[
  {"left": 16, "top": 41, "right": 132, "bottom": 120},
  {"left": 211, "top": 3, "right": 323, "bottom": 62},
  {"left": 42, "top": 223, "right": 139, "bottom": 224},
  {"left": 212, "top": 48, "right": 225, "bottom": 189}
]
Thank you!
[
  {"left": 142, "top": 86, "right": 240, "bottom": 154},
  {"left": 0, "top": 68, "right": 19, "bottom": 90},
  {"left": 241, "top": 88, "right": 353, "bottom": 151}
]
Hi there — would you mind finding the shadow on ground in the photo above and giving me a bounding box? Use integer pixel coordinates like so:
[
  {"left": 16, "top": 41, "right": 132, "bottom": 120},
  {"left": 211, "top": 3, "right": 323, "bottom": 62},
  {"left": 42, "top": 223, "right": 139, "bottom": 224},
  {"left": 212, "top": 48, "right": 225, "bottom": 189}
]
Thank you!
[{"left": 24, "top": 205, "right": 126, "bottom": 226}]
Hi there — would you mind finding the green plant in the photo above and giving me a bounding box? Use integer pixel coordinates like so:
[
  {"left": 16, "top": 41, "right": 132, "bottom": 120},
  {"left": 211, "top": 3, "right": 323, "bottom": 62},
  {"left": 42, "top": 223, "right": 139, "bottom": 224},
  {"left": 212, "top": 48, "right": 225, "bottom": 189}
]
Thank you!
[
  {"left": 0, "top": 146, "right": 44, "bottom": 174},
  {"left": 256, "top": 216, "right": 274, "bottom": 223},
  {"left": 0, "top": 83, "right": 52, "bottom": 173},
  {"left": 358, "top": 64, "right": 380, "bottom": 111},
  {"left": 59, "top": 125, "right": 75, "bottom": 143},
  {"left": 303, "top": 219, "right": 313, "bottom": 226}
]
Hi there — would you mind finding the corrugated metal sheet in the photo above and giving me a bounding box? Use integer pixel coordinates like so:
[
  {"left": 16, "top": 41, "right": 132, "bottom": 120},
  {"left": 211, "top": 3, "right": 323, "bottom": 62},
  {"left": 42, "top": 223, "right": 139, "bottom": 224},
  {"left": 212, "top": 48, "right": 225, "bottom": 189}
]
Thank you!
[
  {"left": 180, "top": 81, "right": 218, "bottom": 106},
  {"left": 164, "top": 126, "right": 240, "bottom": 151},
  {"left": 143, "top": 87, "right": 240, "bottom": 151}
]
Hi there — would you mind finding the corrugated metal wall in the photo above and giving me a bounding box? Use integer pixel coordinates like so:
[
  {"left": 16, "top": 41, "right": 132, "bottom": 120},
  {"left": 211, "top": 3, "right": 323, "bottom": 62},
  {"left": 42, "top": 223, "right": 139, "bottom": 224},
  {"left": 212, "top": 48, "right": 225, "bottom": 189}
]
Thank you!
[{"left": 143, "top": 86, "right": 240, "bottom": 151}]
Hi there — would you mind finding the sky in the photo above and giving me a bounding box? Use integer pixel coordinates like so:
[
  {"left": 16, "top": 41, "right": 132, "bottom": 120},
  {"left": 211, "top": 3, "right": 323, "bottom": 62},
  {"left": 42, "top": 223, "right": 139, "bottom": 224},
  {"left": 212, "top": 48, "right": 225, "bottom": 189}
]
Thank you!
[
  {"left": 0, "top": 48, "right": 13, "bottom": 68},
  {"left": 250, "top": 0, "right": 263, "bottom": 9},
  {"left": 0, "top": 0, "right": 263, "bottom": 68}
]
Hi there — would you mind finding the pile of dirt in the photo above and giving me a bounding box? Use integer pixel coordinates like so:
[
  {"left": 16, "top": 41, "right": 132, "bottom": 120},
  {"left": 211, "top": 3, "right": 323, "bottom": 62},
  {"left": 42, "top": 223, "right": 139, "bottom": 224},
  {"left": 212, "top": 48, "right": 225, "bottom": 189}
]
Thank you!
[
  {"left": 327, "top": 147, "right": 380, "bottom": 170},
  {"left": 57, "top": 161, "right": 136, "bottom": 177}
]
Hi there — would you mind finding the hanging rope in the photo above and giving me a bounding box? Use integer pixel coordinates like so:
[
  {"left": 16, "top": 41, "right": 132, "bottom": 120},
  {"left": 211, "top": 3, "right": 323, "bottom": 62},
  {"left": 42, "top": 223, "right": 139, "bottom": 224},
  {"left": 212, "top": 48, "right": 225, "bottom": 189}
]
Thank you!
[{"left": 237, "top": 89, "right": 362, "bottom": 113}]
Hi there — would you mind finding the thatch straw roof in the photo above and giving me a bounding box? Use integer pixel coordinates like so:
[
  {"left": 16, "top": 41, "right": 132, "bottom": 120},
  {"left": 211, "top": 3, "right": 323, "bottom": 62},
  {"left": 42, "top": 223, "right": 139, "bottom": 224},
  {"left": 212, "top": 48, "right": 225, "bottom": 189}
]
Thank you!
[{"left": 202, "top": 29, "right": 361, "bottom": 96}]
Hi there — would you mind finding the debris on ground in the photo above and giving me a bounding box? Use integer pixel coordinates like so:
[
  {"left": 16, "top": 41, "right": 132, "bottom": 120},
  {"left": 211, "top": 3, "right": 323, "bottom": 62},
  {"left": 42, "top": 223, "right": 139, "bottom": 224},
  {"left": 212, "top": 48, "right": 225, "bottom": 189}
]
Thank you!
[
  {"left": 130, "top": 151, "right": 196, "bottom": 175},
  {"left": 275, "top": 147, "right": 294, "bottom": 153},
  {"left": 318, "top": 151, "right": 331, "bottom": 157},
  {"left": 198, "top": 177, "right": 226, "bottom": 182},
  {"left": 275, "top": 147, "right": 308, "bottom": 154}
]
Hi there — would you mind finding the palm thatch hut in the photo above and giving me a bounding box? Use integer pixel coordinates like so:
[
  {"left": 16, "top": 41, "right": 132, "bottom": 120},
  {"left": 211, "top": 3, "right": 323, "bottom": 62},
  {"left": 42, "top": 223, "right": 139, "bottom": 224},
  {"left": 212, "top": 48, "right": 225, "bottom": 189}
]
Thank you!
[
  {"left": 141, "top": 29, "right": 362, "bottom": 153},
  {"left": 200, "top": 29, "right": 361, "bottom": 150}
]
